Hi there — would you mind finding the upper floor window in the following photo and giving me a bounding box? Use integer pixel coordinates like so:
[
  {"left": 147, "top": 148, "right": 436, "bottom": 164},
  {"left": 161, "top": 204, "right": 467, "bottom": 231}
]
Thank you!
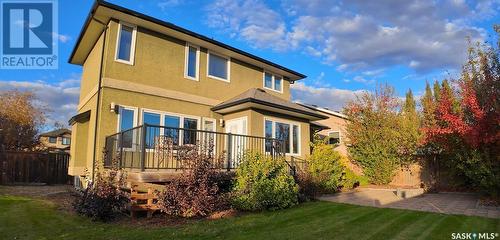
[
  {"left": 115, "top": 22, "right": 137, "bottom": 65},
  {"left": 184, "top": 43, "right": 199, "bottom": 80},
  {"left": 48, "top": 137, "right": 57, "bottom": 143},
  {"left": 208, "top": 51, "right": 230, "bottom": 82},
  {"left": 62, "top": 137, "right": 71, "bottom": 145},
  {"left": 263, "top": 72, "right": 283, "bottom": 93}
]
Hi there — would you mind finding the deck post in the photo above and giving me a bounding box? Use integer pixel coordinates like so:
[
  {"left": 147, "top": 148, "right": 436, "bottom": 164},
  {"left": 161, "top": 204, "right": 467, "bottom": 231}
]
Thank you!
[
  {"left": 226, "top": 133, "right": 232, "bottom": 171},
  {"left": 119, "top": 131, "right": 124, "bottom": 168},
  {"left": 140, "top": 124, "right": 147, "bottom": 172}
]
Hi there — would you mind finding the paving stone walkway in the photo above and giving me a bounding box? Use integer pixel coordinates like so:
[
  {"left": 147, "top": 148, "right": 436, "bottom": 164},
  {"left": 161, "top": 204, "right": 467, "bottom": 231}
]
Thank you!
[{"left": 319, "top": 188, "right": 500, "bottom": 219}]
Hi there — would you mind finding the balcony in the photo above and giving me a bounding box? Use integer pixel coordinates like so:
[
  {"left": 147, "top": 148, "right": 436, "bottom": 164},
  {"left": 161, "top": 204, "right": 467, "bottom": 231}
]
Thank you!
[{"left": 103, "top": 124, "right": 287, "bottom": 175}]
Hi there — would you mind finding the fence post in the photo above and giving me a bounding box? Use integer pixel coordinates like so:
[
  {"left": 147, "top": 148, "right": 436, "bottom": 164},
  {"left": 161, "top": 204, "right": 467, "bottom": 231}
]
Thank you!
[
  {"left": 226, "top": 133, "right": 232, "bottom": 171},
  {"left": 140, "top": 124, "right": 147, "bottom": 172}
]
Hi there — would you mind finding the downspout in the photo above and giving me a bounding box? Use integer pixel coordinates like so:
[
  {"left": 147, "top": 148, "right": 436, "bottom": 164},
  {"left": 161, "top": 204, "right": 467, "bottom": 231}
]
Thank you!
[{"left": 91, "top": 18, "right": 108, "bottom": 182}]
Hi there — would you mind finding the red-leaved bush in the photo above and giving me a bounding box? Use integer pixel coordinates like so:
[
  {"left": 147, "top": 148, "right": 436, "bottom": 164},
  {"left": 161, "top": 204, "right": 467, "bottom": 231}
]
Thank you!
[{"left": 156, "top": 144, "right": 231, "bottom": 218}]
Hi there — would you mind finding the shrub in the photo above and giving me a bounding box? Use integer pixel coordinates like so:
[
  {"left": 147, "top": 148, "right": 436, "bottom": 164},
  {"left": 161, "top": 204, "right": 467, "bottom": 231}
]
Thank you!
[
  {"left": 232, "top": 152, "right": 298, "bottom": 211},
  {"left": 343, "top": 168, "right": 369, "bottom": 189},
  {"left": 344, "top": 85, "right": 407, "bottom": 185},
  {"left": 296, "top": 169, "right": 319, "bottom": 202},
  {"left": 73, "top": 160, "right": 129, "bottom": 222},
  {"left": 156, "top": 144, "right": 230, "bottom": 218},
  {"left": 307, "top": 140, "right": 346, "bottom": 193}
]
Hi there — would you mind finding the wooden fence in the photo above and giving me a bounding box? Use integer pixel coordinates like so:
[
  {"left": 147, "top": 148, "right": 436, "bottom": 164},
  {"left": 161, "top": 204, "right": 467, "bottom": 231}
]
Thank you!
[{"left": 0, "top": 151, "right": 71, "bottom": 185}]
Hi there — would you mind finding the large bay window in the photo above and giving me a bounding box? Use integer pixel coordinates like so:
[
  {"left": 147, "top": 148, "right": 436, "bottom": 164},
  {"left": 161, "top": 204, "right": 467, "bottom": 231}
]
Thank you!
[
  {"left": 141, "top": 110, "right": 199, "bottom": 146},
  {"left": 265, "top": 118, "right": 300, "bottom": 155}
]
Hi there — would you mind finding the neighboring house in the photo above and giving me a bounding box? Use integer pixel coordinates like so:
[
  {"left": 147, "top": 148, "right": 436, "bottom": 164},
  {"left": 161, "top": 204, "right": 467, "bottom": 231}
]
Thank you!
[
  {"left": 299, "top": 103, "right": 363, "bottom": 175},
  {"left": 298, "top": 103, "right": 349, "bottom": 156},
  {"left": 68, "top": 1, "right": 327, "bottom": 184},
  {"left": 39, "top": 129, "right": 72, "bottom": 153}
]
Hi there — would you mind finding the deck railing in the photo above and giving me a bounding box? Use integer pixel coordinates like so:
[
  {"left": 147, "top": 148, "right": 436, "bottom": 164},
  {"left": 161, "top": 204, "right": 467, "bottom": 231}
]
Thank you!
[{"left": 104, "top": 124, "right": 286, "bottom": 171}]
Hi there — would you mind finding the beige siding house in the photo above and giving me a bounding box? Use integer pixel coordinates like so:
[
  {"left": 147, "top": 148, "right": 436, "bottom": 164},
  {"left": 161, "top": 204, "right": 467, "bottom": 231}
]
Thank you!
[
  {"left": 68, "top": 1, "right": 327, "bottom": 184},
  {"left": 39, "top": 129, "right": 72, "bottom": 153}
]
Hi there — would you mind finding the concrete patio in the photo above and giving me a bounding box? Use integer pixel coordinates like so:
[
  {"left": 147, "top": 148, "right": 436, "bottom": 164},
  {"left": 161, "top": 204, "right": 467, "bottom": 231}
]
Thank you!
[{"left": 319, "top": 188, "right": 500, "bottom": 219}]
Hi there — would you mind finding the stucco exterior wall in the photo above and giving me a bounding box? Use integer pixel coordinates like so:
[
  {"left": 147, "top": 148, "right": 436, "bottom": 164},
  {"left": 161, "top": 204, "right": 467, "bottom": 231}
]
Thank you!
[
  {"left": 70, "top": 19, "right": 312, "bottom": 180},
  {"left": 102, "top": 20, "right": 291, "bottom": 102}
]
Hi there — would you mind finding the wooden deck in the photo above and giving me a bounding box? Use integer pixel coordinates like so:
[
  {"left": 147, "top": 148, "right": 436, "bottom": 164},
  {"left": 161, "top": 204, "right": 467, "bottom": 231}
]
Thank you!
[{"left": 123, "top": 168, "right": 236, "bottom": 183}]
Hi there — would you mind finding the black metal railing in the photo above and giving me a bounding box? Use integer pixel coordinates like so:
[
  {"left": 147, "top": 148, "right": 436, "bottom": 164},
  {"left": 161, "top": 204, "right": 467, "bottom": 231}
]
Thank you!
[
  {"left": 104, "top": 124, "right": 286, "bottom": 171},
  {"left": 287, "top": 156, "right": 308, "bottom": 176}
]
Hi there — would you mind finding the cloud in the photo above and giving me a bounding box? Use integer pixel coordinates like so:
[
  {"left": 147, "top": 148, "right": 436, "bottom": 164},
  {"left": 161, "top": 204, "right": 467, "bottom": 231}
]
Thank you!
[
  {"left": 52, "top": 32, "right": 71, "bottom": 43},
  {"left": 0, "top": 79, "right": 80, "bottom": 128},
  {"left": 158, "top": 0, "right": 183, "bottom": 10},
  {"left": 205, "top": 0, "right": 498, "bottom": 73},
  {"left": 205, "top": 0, "right": 289, "bottom": 50},
  {"left": 291, "top": 82, "right": 365, "bottom": 111}
]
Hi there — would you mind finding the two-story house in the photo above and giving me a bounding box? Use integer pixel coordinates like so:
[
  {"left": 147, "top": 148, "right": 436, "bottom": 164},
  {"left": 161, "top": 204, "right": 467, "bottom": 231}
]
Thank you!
[
  {"left": 68, "top": 1, "right": 327, "bottom": 184},
  {"left": 39, "top": 129, "right": 72, "bottom": 153}
]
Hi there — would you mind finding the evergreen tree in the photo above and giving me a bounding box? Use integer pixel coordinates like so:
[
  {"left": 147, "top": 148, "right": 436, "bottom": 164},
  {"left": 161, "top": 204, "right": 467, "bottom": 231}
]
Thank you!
[
  {"left": 398, "top": 89, "right": 421, "bottom": 166},
  {"left": 433, "top": 80, "right": 441, "bottom": 102},
  {"left": 421, "top": 81, "right": 436, "bottom": 128}
]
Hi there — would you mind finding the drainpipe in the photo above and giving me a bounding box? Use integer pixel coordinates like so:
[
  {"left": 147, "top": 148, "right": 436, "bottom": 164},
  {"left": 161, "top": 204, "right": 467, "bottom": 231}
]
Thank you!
[{"left": 91, "top": 18, "right": 108, "bottom": 182}]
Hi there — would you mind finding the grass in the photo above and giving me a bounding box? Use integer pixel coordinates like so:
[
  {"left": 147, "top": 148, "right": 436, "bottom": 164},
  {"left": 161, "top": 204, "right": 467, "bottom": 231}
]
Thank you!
[{"left": 0, "top": 195, "right": 498, "bottom": 240}]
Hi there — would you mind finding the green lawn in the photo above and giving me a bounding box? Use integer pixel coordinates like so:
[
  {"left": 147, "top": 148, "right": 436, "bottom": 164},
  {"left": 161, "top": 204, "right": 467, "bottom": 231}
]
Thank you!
[{"left": 0, "top": 195, "right": 498, "bottom": 240}]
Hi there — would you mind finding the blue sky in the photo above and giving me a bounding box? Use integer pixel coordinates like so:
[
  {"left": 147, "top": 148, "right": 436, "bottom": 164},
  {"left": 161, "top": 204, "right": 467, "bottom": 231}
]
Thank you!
[{"left": 1, "top": 0, "right": 499, "bottom": 128}]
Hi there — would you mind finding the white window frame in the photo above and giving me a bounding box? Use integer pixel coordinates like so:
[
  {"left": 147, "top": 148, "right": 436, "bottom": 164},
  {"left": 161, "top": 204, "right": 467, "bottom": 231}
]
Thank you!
[
  {"left": 62, "top": 137, "right": 71, "bottom": 145},
  {"left": 114, "top": 21, "right": 137, "bottom": 65},
  {"left": 327, "top": 130, "right": 341, "bottom": 145},
  {"left": 207, "top": 50, "right": 231, "bottom": 82},
  {"left": 263, "top": 117, "right": 301, "bottom": 156},
  {"left": 202, "top": 117, "right": 217, "bottom": 132},
  {"left": 262, "top": 71, "right": 283, "bottom": 93},
  {"left": 225, "top": 116, "right": 248, "bottom": 135},
  {"left": 140, "top": 108, "right": 201, "bottom": 146},
  {"left": 202, "top": 117, "right": 217, "bottom": 149},
  {"left": 117, "top": 105, "right": 138, "bottom": 132},
  {"left": 184, "top": 43, "right": 200, "bottom": 81},
  {"left": 116, "top": 105, "right": 139, "bottom": 151}
]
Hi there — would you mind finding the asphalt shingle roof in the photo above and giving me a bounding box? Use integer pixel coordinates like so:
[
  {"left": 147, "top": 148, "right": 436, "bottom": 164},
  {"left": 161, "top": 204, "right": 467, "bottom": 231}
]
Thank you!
[{"left": 212, "top": 88, "right": 327, "bottom": 119}]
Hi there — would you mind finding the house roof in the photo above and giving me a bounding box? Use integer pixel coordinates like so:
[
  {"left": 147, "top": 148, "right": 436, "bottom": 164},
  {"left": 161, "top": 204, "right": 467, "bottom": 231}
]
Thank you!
[
  {"left": 310, "top": 121, "right": 330, "bottom": 131},
  {"left": 69, "top": 0, "right": 306, "bottom": 81},
  {"left": 40, "top": 129, "right": 71, "bottom": 137},
  {"left": 212, "top": 88, "right": 328, "bottom": 120},
  {"left": 296, "top": 103, "right": 349, "bottom": 120}
]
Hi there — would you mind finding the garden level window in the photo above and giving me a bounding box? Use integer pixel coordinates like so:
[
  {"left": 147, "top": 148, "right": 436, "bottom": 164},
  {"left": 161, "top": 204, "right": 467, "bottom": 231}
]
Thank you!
[
  {"left": 185, "top": 44, "right": 199, "bottom": 80},
  {"left": 208, "top": 52, "right": 230, "bottom": 82},
  {"left": 115, "top": 22, "right": 137, "bottom": 65},
  {"left": 263, "top": 72, "right": 283, "bottom": 92},
  {"left": 265, "top": 119, "right": 300, "bottom": 155}
]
